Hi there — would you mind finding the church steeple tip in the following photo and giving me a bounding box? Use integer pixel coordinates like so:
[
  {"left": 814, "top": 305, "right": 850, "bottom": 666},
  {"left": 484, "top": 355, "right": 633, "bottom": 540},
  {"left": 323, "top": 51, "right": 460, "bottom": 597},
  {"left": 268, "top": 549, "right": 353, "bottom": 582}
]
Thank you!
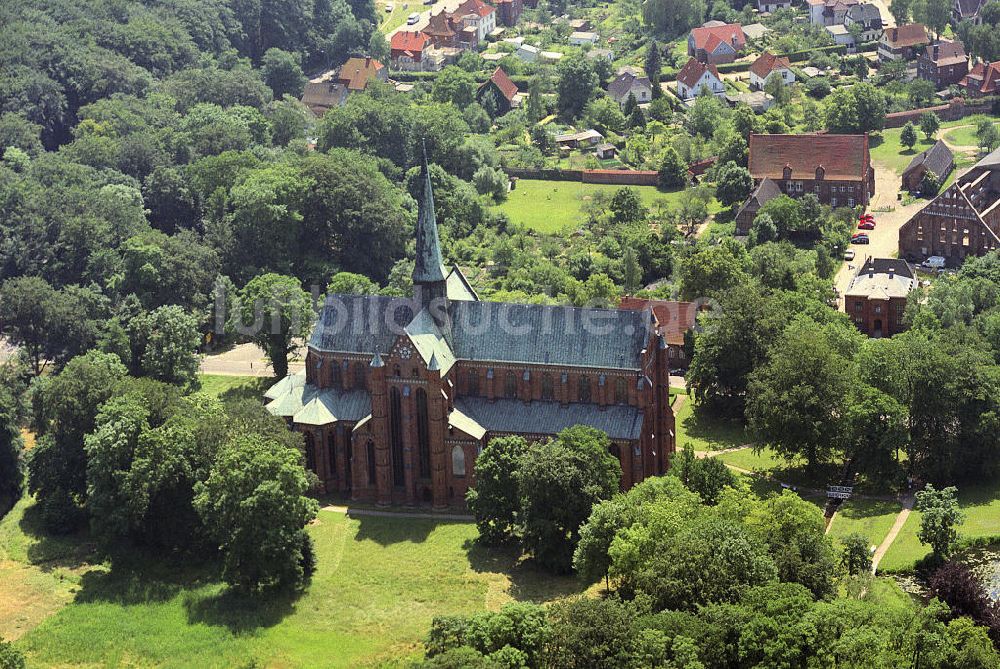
[{"left": 413, "top": 142, "right": 447, "bottom": 287}]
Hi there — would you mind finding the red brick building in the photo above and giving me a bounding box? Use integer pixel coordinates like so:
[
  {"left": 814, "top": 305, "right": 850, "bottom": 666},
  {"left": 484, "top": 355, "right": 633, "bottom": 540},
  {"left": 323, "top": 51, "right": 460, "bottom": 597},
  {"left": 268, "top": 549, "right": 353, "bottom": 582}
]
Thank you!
[
  {"left": 266, "top": 156, "right": 676, "bottom": 508},
  {"left": 494, "top": 0, "right": 523, "bottom": 25},
  {"left": 747, "top": 133, "right": 875, "bottom": 209},
  {"left": 843, "top": 258, "right": 916, "bottom": 337},
  {"left": 898, "top": 147, "right": 1000, "bottom": 265},
  {"left": 917, "top": 40, "right": 968, "bottom": 88},
  {"left": 619, "top": 298, "right": 699, "bottom": 370},
  {"left": 959, "top": 60, "right": 1000, "bottom": 96},
  {"left": 477, "top": 67, "right": 518, "bottom": 115}
]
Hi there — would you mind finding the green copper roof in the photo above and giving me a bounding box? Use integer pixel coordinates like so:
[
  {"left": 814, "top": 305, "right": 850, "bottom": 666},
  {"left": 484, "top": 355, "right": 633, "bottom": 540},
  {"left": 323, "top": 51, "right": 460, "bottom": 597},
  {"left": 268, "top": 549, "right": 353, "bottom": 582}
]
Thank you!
[
  {"left": 455, "top": 397, "right": 643, "bottom": 441},
  {"left": 264, "top": 370, "right": 306, "bottom": 400},
  {"left": 266, "top": 382, "right": 371, "bottom": 425},
  {"left": 446, "top": 265, "right": 478, "bottom": 301},
  {"left": 413, "top": 152, "right": 446, "bottom": 284},
  {"left": 405, "top": 307, "right": 456, "bottom": 374},
  {"left": 448, "top": 406, "right": 486, "bottom": 440}
]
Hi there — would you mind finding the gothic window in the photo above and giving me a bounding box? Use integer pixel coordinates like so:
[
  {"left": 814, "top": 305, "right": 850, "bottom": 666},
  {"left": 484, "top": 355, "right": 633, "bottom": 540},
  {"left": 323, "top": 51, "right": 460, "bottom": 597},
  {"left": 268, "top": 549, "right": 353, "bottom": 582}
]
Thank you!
[
  {"left": 467, "top": 369, "right": 480, "bottom": 396},
  {"left": 331, "top": 360, "right": 341, "bottom": 387},
  {"left": 367, "top": 440, "right": 376, "bottom": 485},
  {"left": 304, "top": 432, "right": 316, "bottom": 472},
  {"left": 390, "top": 387, "right": 405, "bottom": 486},
  {"left": 578, "top": 376, "right": 591, "bottom": 402},
  {"left": 393, "top": 364, "right": 401, "bottom": 378},
  {"left": 615, "top": 377, "right": 627, "bottom": 405},
  {"left": 505, "top": 371, "right": 517, "bottom": 398},
  {"left": 354, "top": 362, "right": 366, "bottom": 389},
  {"left": 452, "top": 445, "right": 466, "bottom": 478},
  {"left": 328, "top": 430, "right": 337, "bottom": 477},
  {"left": 541, "top": 373, "right": 554, "bottom": 400},
  {"left": 416, "top": 388, "right": 431, "bottom": 479}
]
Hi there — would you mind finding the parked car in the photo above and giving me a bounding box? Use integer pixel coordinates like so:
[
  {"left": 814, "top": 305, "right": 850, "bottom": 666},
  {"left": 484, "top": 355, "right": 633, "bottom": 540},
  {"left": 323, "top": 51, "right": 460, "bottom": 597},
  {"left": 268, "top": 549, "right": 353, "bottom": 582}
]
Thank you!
[
  {"left": 858, "top": 221, "right": 875, "bottom": 230},
  {"left": 859, "top": 213, "right": 874, "bottom": 223},
  {"left": 851, "top": 235, "right": 870, "bottom": 244},
  {"left": 385, "top": 3, "right": 394, "bottom": 11},
  {"left": 844, "top": 249, "right": 855, "bottom": 261},
  {"left": 407, "top": 11, "right": 420, "bottom": 23},
  {"left": 921, "top": 255, "right": 946, "bottom": 270}
]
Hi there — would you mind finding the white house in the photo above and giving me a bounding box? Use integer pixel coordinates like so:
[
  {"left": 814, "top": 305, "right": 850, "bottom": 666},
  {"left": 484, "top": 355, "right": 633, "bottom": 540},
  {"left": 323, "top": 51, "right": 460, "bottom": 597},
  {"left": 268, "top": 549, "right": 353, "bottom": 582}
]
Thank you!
[
  {"left": 569, "top": 31, "right": 599, "bottom": 46},
  {"left": 756, "top": 0, "right": 791, "bottom": 12},
  {"left": 676, "top": 57, "right": 725, "bottom": 99},
  {"left": 826, "top": 24, "right": 857, "bottom": 52},
  {"left": 844, "top": 3, "right": 884, "bottom": 42},
  {"left": 749, "top": 52, "right": 795, "bottom": 90}
]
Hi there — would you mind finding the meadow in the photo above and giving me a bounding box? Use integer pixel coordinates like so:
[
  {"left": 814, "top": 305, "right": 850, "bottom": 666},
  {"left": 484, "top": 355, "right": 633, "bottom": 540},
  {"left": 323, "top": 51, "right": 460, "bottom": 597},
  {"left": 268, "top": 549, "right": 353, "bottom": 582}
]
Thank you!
[
  {"left": 4, "top": 499, "right": 583, "bottom": 667},
  {"left": 496, "top": 179, "right": 717, "bottom": 233}
]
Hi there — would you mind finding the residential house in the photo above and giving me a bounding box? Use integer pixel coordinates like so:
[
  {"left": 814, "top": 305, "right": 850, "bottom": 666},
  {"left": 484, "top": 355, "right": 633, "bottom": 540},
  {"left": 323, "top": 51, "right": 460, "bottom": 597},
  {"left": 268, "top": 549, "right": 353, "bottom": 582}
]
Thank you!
[
  {"left": 954, "top": 0, "right": 987, "bottom": 24},
  {"left": 826, "top": 24, "right": 857, "bottom": 52},
  {"left": 587, "top": 48, "right": 614, "bottom": 62},
  {"left": 569, "top": 31, "right": 599, "bottom": 46},
  {"left": 844, "top": 3, "right": 884, "bottom": 42},
  {"left": 607, "top": 71, "right": 653, "bottom": 109},
  {"left": 749, "top": 51, "right": 794, "bottom": 90},
  {"left": 756, "top": 0, "right": 791, "bottom": 12},
  {"left": 687, "top": 23, "right": 746, "bottom": 64},
  {"left": 748, "top": 133, "right": 875, "bottom": 209},
  {"left": 959, "top": 60, "right": 1000, "bottom": 96},
  {"left": 898, "top": 147, "right": 1000, "bottom": 266},
  {"left": 735, "top": 177, "right": 782, "bottom": 235},
  {"left": 301, "top": 58, "right": 387, "bottom": 115},
  {"left": 267, "top": 157, "right": 676, "bottom": 507},
  {"left": 454, "top": 0, "right": 496, "bottom": 42},
  {"left": 422, "top": 11, "right": 469, "bottom": 49},
  {"left": 494, "top": 0, "right": 523, "bottom": 26},
  {"left": 676, "top": 58, "right": 725, "bottom": 99},
  {"left": 844, "top": 258, "right": 916, "bottom": 337},
  {"left": 476, "top": 67, "right": 518, "bottom": 115},
  {"left": 516, "top": 44, "right": 538, "bottom": 61},
  {"left": 878, "top": 24, "right": 930, "bottom": 62},
  {"left": 618, "top": 298, "right": 700, "bottom": 370},
  {"left": 390, "top": 31, "right": 439, "bottom": 71},
  {"left": 807, "top": 0, "right": 861, "bottom": 26},
  {"left": 917, "top": 40, "right": 969, "bottom": 88},
  {"left": 901, "top": 139, "right": 954, "bottom": 192}
]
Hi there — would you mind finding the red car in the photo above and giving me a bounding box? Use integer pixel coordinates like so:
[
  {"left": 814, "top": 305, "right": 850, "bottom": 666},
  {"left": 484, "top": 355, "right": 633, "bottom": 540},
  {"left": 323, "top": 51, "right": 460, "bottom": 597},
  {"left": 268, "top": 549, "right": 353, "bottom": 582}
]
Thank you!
[
  {"left": 859, "top": 213, "right": 874, "bottom": 222},
  {"left": 858, "top": 221, "right": 875, "bottom": 230}
]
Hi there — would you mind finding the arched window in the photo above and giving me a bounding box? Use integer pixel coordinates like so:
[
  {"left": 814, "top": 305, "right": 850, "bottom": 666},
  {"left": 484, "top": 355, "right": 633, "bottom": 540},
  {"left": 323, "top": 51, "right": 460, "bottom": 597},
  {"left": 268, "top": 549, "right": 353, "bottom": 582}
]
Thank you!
[
  {"left": 354, "top": 362, "right": 366, "bottom": 389},
  {"left": 452, "top": 445, "right": 466, "bottom": 478},
  {"left": 393, "top": 364, "right": 401, "bottom": 378},
  {"left": 578, "top": 376, "right": 591, "bottom": 403},
  {"left": 327, "top": 430, "right": 337, "bottom": 477},
  {"left": 416, "top": 388, "right": 431, "bottom": 479},
  {"left": 467, "top": 369, "right": 480, "bottom": 396},
  {"left": 330, "top": 360, "right": 341, "bottom": 387},
  {"left": 615, "top": 377, "right": 628, "bottom": 405},
  {"left": 541, "top": 373, "right": 554, "bottom": 400},
  {"left": 412, "top": 367, "right": 419, "bottom": 378},
  {"left": 390, "top": 387, "right": 405, "bottom": 487},
  {"left": 504, "top": 371, "right": 517, "bottom": 399},
  {"left": 367, "top": 440, "right": 376, "bottom": 485},
  {"left": 304, "top": 432, "right": 316, "bottom": 472}
]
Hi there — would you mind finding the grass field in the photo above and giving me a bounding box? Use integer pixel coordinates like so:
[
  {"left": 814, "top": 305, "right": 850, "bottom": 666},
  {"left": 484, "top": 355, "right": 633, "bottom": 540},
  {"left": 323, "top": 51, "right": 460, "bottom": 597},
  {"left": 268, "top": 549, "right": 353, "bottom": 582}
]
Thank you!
[
  {"left": 827, "top": 498, "right": 902, "bottom": 551},
  {"left": 870, "top": 117, "right": 998, "bottom": 176},
  {"left": 880, "top": 478, "right": 1000, "bottom": 572},
  {"left": 197, "top": 373, "right": 273, "bottom": 401},
  {"left": 942, "top": 119, "right": 1000, "bottom": 148},
  {"left": 497, "top": 180, "right": 719, "bottom": 233},
  {"left": 378, "top": 0, "right": 413, "bottom": 34},
  {"left": 674, "top": 399, "right": 749, "bottom": 453},
  {"left": 4, "top": 498, "right": 583, "bottom": 667}
]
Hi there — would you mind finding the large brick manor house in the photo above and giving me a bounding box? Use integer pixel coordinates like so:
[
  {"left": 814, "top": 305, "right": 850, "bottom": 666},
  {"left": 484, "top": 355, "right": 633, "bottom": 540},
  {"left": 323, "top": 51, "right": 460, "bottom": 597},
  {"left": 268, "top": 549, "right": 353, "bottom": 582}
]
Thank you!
[{"left": 265, "top": 158, "right": 677, "bottom": 508}]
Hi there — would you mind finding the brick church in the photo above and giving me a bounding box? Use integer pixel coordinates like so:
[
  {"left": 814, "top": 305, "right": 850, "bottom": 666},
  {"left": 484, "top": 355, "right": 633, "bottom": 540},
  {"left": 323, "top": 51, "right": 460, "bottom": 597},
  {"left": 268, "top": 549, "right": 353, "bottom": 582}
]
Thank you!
[{"left": 265, "top": 156, "right": 677, "bottom": 508}]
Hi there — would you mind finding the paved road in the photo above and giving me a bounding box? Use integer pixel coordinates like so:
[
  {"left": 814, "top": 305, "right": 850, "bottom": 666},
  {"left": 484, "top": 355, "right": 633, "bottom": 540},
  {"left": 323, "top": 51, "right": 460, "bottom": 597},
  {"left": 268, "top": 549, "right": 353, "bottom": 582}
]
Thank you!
[
  {"left": 200, "top": 342, "right": 305, "bottom": 377},
  {"left": 321, "top": 503, "right": 474, "bottom": 521}
]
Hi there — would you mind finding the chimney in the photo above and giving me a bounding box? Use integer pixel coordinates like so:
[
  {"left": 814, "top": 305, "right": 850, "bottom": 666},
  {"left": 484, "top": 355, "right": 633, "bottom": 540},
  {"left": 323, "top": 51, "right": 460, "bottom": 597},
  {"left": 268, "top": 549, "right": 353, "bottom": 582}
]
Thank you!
[
  {"left": 933, "top": 43, "right": 939, "bottom": 60},
  {"left": 889, "top": 267, "right": 895, "bottom": 279}
]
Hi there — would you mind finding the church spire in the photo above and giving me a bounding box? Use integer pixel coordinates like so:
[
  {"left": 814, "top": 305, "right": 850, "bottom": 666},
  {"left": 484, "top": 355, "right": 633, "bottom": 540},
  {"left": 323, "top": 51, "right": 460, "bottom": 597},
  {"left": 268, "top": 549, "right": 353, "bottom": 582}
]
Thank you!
[{"left": 412, "top": 143, "right": 447, "bottom": 286}]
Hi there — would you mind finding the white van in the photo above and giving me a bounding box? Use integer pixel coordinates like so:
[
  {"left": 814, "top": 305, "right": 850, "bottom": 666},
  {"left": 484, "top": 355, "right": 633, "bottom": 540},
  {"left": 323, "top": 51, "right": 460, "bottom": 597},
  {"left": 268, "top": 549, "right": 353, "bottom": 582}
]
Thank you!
[
  {"left": 407, "top": 11, "right": 420, "bottom": 24},
  {"left": 921, "top": 256, "right": 946, "bottom": 270}
]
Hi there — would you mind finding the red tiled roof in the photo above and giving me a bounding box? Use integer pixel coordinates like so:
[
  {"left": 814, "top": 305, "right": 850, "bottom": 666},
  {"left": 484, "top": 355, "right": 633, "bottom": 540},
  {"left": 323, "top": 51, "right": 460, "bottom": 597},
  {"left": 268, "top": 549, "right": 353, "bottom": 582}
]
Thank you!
[
  {"left": 749, "top": 51, "right": 791, "bottom": 79},
  {"left": 337, "top": 57, "right": 385, "bottom": 91},
  {"left": 391, "top": 31, "right": 429, "bottom": 53},
  {"left": 961, "top": 60, "right": 1000, "bottom": 94},
  {"left": 619, "top": 298, "right": 699, "bottom": 346},
  {"left": 690, "top": 24, "right": 745, "bottom": 52},
  {"left": 480, "top": 67, "right": 518, "bottom": 102},
  {"left": 456, "top": 0, "right": 494, "bottom": 17},
  {"left": 883, "top": 24, "right": 929, "bottom": 48},
  {"left": 748, "top": 133, "right": 870, "bottom": 181},
  {"left": 676, "top": 58, "right": 720, "bottom": 88}
]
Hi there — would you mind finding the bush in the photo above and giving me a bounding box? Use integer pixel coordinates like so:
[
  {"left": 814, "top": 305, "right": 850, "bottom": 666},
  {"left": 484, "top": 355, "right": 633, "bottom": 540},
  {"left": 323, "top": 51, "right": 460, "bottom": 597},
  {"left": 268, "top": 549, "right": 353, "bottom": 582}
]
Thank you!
[{"left": 0, "top": 638, "right": 26, "bottom": 669}]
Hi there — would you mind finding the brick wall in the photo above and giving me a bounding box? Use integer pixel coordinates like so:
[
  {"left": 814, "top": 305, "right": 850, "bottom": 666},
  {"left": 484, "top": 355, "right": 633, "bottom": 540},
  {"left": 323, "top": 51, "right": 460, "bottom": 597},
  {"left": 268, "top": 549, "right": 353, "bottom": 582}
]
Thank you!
[
  {"left": 506, "top": 168, "right": 662, "bottom": 186},
  {"left": 883, "top": 98, "right": 991, "bottom": 129}
]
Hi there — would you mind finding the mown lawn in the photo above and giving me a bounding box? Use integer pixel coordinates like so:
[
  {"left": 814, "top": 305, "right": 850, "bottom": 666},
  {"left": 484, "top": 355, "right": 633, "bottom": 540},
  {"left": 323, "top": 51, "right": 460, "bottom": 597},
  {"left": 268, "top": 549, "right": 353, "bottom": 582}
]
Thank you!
[
  {"left": 497, "top": 180, "right": 719, "bottom": 234},
  {"left": 7, "top": 501, "right": 584, "bottom": 667},
  {"left": 673, "top": 399, "right": 749, "bottom": 453},
  {"left": 941, "top": 118, "right": 1000, "bottom": 148},
  {"left": 880, "top": 477, "right": 1000, "bottom": 572},
  {"left": 827, "top": 498, "right": 902, "bottom": 552},
  {"left": 197, "top": 374, "right": 273, "bottom": 401},
  {"left": 869, "top": 129, "right": 937, "bottom": 175}
]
